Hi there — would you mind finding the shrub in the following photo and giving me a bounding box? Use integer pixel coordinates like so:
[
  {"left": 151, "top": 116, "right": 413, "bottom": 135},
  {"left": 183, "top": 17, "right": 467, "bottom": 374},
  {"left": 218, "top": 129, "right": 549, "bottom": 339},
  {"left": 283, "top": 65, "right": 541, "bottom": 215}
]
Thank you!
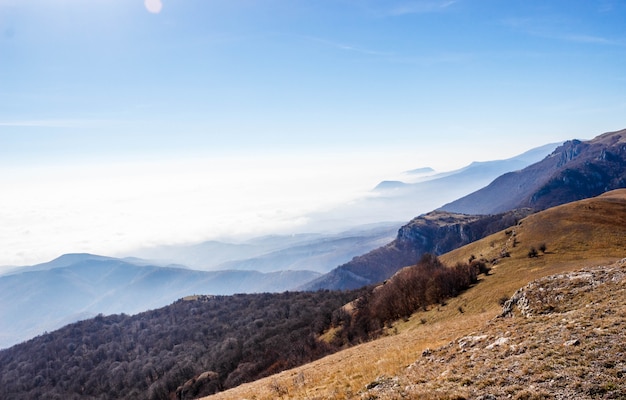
[{"left": 337, "top": 254, "right": 481, "bottom": 344}]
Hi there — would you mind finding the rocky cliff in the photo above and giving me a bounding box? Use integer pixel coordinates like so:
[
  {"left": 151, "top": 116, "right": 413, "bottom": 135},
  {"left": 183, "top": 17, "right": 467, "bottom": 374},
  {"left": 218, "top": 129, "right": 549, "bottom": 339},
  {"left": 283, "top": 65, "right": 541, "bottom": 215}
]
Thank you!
[
  {"left": 302, "top": 209, "right": 531, "bottom": 290},
  {"left": 441, "top": 128, "right": 626, "bottom": 214}
]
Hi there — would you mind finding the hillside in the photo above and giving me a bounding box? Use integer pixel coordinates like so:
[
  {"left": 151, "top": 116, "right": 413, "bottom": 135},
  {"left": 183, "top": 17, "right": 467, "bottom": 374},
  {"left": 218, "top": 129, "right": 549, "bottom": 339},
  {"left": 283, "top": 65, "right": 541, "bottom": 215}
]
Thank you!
[
  {"left": 203, "top": 189, "right": 626, "bottom": 399},
  {"left": 0, "top": 290, "right": 364, "bottom": 400},
  {"left": 307, "top": 129, "right": 626, "bottom": 292},
  {"left": 361, "top": 260, "right": 626, "bottom": 399},
  {"left": 2, "top": 190, "right": 625, "bottom": 400},
  {"left": 441, "top": 128, "right": 626, "bottom": 214},
  {"left": 303, "top": 208, "right": 531, "bottom": 291},
  {"left": 0, "top": 256, "right": 320, "bottom": 349}
]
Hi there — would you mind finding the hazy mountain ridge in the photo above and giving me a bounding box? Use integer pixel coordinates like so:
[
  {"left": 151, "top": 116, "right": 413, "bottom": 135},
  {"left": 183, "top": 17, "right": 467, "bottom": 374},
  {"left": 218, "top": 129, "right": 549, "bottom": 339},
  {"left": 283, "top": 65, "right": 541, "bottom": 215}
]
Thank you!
[
  {"left": 0, "top": 256, "right": 320, "bottom": 349},
  {"left": 3, "top": 190, "right": 626, "bottom": 399},
  {"left": 126, "top": 224, "right": 399, "bottom": 273},
  {"left": 307, "top": 129, "right": 626, "bottom": 291},
  {"left": 441, "top": 128, "right": 626, "bottom": 214},
  {"left": 214, "top": 225, "right": 397, "bottom": 273},
  {"left": 304, "top": 143, "right": 559, "bottom": 231},
  {"left": 302, "top": 209, "right": 532, "bottom": 290}
]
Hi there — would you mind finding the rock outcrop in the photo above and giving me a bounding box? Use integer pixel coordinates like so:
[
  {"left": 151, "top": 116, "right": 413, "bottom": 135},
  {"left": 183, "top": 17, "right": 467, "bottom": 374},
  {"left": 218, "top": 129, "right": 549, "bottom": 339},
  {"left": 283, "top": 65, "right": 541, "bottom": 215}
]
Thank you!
[
  {"left": 364, "top": 259, "right": 626, "bottom": 399},
  {"left": 441, "top": 128, "right": 626, "bottom": 214},
  {"left": 303, "top": 209, "right": 531, "bottom": 290}
]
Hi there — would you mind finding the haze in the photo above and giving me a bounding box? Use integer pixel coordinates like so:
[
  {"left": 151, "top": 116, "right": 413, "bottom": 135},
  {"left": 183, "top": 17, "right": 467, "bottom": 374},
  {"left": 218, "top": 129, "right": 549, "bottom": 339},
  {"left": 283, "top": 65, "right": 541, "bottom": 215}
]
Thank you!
[{"left": 1, "top": 0, "right": 625, "bottom": 267}]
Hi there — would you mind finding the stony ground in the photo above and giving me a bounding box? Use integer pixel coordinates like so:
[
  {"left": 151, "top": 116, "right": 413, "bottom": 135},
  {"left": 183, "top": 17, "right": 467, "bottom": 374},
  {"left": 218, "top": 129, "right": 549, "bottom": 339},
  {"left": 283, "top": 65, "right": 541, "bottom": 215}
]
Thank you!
[{"left": 361, "top": 259, "right": 626, "bottom": 400}]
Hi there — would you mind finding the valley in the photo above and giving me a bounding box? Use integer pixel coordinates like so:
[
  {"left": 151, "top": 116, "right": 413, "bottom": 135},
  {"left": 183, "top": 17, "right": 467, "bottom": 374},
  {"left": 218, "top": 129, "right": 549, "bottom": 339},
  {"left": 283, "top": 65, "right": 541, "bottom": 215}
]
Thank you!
[
  {"left": 2, "top": 129, "right": 626, "bottom": 399},
  {"left": 3, "top": 1, "right": 625, "bottom": 398}
]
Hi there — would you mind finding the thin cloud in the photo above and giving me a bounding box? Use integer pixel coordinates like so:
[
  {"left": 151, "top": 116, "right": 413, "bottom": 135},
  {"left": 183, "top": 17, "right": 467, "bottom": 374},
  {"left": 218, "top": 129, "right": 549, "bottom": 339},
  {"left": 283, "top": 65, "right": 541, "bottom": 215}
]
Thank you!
[
  {"left": 0, "top": 119, "right": 113, "bottom": 128},
  {"left": 305, "top": 36, "right": 394, "bottom": 57},
  {"left": 305, "top": 34, "right": 474, "bottom": 66},
  {"left": 501, "top": 17, "right": 623, "bottom": 46},
  {"left": 389, "top": 51, "right": 475, "bottom": 66},
  {"left": 386, "top": 0, "right": 458, "bottom": 16},
  {"left": 562, "top": 34, "right": 616, "bottom": 45},
  {"left": 0, "top": 120, "right": 81, "bottom": 128}
]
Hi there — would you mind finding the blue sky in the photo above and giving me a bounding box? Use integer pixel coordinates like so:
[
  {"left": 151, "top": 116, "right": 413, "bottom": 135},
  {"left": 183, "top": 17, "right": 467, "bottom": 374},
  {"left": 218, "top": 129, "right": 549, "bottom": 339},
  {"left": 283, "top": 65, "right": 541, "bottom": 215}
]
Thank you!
[
  {"left": 1, "top": 0, "right": 625, "bottom": 266},
  {"left": 2, "top": 0, "right": 624, "bottom": 161}
]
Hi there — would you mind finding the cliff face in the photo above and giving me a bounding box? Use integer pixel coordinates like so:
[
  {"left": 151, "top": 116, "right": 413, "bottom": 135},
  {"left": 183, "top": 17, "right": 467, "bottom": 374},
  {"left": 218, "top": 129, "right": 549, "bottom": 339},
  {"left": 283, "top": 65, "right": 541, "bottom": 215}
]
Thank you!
[
  {"left": 528, "top": 133, "right": 626, "bottom": 211},
  {"left": 441, "top": 128, "right": 626, "bottom": 215},
  {"left": 303, "top": 209, "right": 531, "bottom": 290}
]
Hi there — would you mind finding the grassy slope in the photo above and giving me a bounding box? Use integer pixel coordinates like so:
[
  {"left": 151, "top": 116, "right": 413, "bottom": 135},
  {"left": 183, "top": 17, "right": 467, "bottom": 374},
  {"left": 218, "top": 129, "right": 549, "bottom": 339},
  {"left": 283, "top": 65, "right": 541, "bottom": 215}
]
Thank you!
[{"left": 201, "top": 189, "right": 626, "bottom": 400}]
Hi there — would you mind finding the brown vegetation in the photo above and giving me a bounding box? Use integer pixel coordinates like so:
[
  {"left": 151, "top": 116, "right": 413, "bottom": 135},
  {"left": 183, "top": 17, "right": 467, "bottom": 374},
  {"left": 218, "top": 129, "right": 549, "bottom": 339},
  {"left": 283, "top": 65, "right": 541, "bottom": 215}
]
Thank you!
[
  {"left": 202, "top": 189, "right": 626, "bottom": 399},
  {"left": 0, "top": 290, "right": 363, "bottom": 400},
  {"left": 329, "top": 254, "right": 490, "bottom": 346},
  {"left": 364, "top": 260, "right": 626, "bottom": 399}
]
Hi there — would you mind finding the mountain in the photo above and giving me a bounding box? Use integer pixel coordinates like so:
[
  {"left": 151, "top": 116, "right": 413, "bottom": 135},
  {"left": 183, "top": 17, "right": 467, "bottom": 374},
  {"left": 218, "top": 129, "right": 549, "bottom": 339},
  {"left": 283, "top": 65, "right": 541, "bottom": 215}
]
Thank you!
[
  {"left": 360, "top": 261, "right": 626, "bottom": 399},
  {"left": 305, "top": 130, "right": 626, "bottom": 291},
  {"left": 126, "top": 224, "right": 398, "bottom": 273},
  {"left": 202, "top": 189, "right": 626, "bottom": 400},
  {"left": 0, "top": 290, "right": 363, "bottom": 400},
  {"left": 214, "top": 224, "right": 397, "bottom": 273},
  {"left": 117, "top": 144, "right": 557, "bottom": 277},
  {"left": 441, "top": 128, "right": 626, "bottom": 214},
  {"left": 305, "top": 142, "right": 559, "bottom": 231},
  {"left": 0, "top": 253, "right": 117, "bottom": 276},
  {"left": 3, "top": 190, "right": 626, "bottom": 399},
  {"left": 0, "top": 255, "right": 320, "bottom": 349},
  {"left": 302, "top": 208, "right": 532, "bottom": 290}
]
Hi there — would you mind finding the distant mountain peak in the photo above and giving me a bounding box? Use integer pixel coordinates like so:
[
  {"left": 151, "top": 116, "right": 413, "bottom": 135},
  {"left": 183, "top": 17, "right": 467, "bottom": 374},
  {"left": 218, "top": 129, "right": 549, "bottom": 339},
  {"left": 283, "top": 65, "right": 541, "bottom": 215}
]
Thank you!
[
  {"left": 373, "top": 180, "right": 408, "bottom": 191},
  {"left": 440, "top": 128, "right": 626, "bottom": 215},
  {"left": 405, "top": 167, "right": 435, "bottom": 175}
]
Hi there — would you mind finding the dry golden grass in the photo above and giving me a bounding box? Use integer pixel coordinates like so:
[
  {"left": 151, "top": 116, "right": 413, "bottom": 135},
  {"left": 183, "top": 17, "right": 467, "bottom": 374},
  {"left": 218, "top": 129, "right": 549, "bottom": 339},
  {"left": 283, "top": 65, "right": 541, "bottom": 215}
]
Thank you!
[
  {"left": 201, "top": 189, "right": 626, "bottom": 400},
  {"left": 376, "top": 259, "right": 626, "bottom": 399}
]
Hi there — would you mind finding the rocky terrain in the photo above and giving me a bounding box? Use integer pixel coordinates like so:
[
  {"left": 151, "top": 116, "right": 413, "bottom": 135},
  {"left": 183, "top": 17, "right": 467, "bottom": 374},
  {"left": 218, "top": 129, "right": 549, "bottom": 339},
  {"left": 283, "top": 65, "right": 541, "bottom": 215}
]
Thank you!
[
  {"left": 203, "top": 190, "right": 626, "bottom": 400},
  {"left": 303, "top": 209, "right": 531, "bottom": 290},
  {"left": 363, "top": 260, "right": 626, "bottom": 399}
]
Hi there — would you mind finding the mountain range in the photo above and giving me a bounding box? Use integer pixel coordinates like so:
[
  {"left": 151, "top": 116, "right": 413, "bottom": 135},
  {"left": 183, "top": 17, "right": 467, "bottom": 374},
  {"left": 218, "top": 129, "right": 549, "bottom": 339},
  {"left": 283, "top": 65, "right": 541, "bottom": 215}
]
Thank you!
[
  {"left": 302, "top": 142, "right": 559, "bottom": 230},
  {"left": 441, "top": 128, "right": 626, "bottom": 214},
  {"left": 122, "top": 143, "right": 558, "bottom": 273},
  {"left": 306, "top": 129, "right": 626, "bottom": 291},
  {"left": 203, "top": 188, "right": 626, "bottom": 400},
  {"left": 0, "top": 254, "right": 319, "bottom": 349},
  {"left": 0, "top": 141, "right": 562, "bottom": 349},
  {"left": 3, "top": 186, "right": 626, "bottom": 399},
  {"left": 127, "top": 223, "right": 399, "bottom": 273},
  {"left": 2, "top": 127, "right": 626, "bottom": 398}
]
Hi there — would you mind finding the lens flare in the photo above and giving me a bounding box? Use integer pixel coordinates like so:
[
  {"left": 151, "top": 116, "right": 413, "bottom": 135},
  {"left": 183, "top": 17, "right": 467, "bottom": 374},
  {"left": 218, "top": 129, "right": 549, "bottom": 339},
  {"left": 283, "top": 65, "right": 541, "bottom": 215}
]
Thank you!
[{"left": 144, "top": 0, "right": 163, "bottom": 14}]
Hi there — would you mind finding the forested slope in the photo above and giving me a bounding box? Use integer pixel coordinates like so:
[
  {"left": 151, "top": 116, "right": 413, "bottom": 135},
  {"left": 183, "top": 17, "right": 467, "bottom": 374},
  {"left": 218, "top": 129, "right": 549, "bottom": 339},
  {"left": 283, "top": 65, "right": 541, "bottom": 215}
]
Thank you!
[{"left": 0, "top": 290, "right": 362, "bottom": 400}]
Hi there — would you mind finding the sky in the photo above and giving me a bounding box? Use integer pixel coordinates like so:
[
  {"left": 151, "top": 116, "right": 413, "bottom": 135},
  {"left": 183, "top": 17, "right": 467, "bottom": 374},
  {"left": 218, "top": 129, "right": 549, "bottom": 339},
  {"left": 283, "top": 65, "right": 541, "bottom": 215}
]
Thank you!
[{"left": 1, "top": 0, "right": 625, "bottom": 267}]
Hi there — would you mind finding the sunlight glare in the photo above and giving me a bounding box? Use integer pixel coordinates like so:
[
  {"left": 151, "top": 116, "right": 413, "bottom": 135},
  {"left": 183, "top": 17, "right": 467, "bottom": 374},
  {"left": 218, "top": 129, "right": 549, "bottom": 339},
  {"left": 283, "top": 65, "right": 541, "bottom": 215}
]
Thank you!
[{"left": 144, "top": 0, "right": 163, "bottom": 14}]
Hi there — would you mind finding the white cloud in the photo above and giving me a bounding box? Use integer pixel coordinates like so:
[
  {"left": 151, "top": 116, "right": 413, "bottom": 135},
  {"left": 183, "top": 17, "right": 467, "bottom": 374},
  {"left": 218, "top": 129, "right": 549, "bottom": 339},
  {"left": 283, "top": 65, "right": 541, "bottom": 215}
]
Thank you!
[{"left": 0, "top": 152, "right": 420, "bottom": 266}]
